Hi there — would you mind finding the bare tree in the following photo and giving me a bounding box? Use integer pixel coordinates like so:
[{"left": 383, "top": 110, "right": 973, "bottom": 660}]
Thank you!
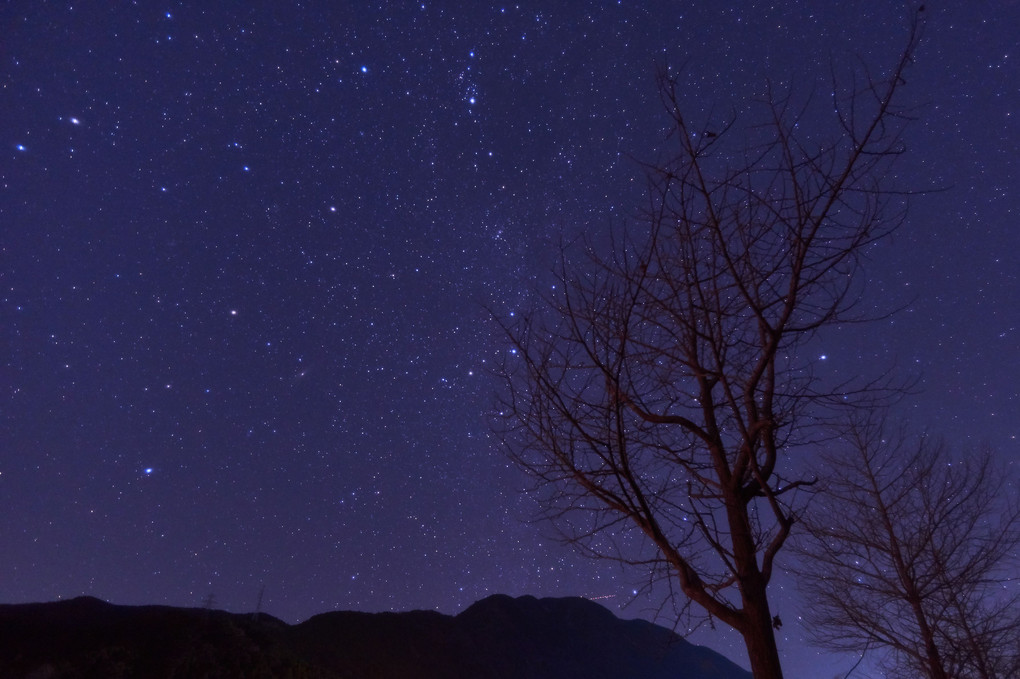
[
  {"left": 793, "top": 415, "right": 1020, "bottom": 679},
  {"left": 493, "top": 18, "right": 924, "bottom": 679}
]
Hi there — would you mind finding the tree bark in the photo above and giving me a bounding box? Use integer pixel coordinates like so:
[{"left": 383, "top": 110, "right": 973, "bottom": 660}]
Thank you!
[
  {"left": 909, "top": 597, "right": 949, "bottom": 679},
  {"left": 741, "top": 574, "right": 784, "bottom": 679},
  {"left": 729, "top": 497, "right": 784, "bottom": 679}
]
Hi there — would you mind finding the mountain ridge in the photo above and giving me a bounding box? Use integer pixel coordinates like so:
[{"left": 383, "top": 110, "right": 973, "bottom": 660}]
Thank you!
[{"left": 0, "top": 593, "right": 751, "bottom": 678}]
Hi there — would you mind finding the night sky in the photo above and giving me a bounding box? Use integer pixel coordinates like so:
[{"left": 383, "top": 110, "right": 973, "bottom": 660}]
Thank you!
[{"left": 2, "top": 2, "right": 1017, "bottom": 676}]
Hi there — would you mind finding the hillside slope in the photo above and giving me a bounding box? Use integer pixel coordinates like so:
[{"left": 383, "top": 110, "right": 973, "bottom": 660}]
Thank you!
[{"left": 0, "top": 594, "right": 750, "bottom": 679}]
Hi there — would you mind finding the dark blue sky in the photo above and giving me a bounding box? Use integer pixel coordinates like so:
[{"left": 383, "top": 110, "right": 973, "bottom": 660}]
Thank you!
[{"left": 2, "top": 2, "right": 1016, "bottom": 676}]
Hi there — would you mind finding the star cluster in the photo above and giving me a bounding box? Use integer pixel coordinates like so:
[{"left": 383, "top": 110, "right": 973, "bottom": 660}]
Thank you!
[{"left": 1, "top": 3, "right": 1016, "bottom": 676}]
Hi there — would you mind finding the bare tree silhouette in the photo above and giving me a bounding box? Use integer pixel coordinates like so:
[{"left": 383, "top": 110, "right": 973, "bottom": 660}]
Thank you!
[
  {"left": 793, "top": 414, "right": 1020, "bottom": 679},
  {"left": 494, "top": 15, "right": 925, "bottom": 679}
]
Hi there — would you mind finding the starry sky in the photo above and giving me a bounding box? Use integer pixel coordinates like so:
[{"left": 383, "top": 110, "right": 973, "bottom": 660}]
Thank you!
[{"left": 1, "top": 2, "right": 1017, "bottom": 676}]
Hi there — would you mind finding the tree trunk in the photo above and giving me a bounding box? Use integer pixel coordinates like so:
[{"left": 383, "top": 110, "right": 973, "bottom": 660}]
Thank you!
[
  {"left": 741, "top": 576, "right": 784, "bottom": 679},
  {"left": 724, "top": 491, "right": 784, "bottom": 679},
  {"left": 909, "top": 598, "right": 949, "bottom": 679}
]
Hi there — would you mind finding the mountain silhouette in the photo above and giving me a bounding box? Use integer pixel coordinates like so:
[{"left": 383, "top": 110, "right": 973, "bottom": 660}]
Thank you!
[{"left": 0, "top": 593, "right": 751, "bottom": 678}]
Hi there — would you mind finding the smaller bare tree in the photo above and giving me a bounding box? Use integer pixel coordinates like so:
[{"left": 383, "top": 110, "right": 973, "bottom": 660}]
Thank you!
[{"left": 793, "top": 414, "right": 1020, "bottom": 679}]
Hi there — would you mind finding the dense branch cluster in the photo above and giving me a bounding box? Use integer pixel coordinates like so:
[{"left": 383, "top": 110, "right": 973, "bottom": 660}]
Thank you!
[{"left": 795, "top": 418, "right": 1020, "bottom": 679}]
